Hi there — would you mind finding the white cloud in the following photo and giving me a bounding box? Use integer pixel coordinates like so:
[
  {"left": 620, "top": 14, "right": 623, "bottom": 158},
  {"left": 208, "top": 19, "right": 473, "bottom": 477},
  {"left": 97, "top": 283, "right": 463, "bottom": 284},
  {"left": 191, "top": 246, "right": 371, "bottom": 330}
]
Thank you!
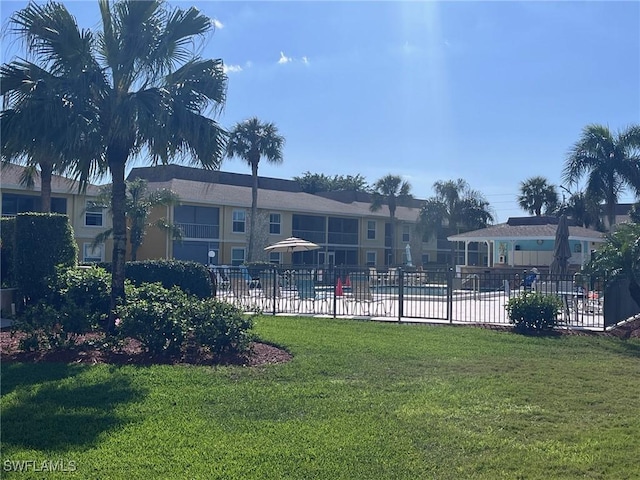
[
  {"left": 278, "top": 51, "right": 293, "bottom": 64},
  {"left": 223, "top": 64, "right": 243, "bottom": 74},
  {"left": 212, "top": 18, "right": 224, "bottom": 29},
  {"left": 302, "top": 56, "right": 309, "bottom": 65}
]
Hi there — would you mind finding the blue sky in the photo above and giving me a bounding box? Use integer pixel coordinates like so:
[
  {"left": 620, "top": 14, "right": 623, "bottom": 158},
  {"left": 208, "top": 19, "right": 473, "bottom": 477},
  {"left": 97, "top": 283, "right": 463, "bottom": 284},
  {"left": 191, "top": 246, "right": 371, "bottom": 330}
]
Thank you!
[{"left": 2, "top": 1, "right": 639, "bottom": 222}]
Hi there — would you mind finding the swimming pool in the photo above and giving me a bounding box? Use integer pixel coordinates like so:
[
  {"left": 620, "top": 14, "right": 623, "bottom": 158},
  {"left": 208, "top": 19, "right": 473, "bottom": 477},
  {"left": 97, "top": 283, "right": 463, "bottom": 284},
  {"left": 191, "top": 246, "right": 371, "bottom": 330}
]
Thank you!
[{"left": 373, "top": 284, "right": 448, "bottom": 296}]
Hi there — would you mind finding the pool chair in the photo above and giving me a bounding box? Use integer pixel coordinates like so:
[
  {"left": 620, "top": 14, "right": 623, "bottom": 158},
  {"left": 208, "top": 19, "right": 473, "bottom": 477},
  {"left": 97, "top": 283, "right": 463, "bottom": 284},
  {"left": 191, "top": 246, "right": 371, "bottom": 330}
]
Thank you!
[
  {"left": 294, "top": 276, "right": 330, "bottom": 314},
  {"left": 347, "top": 274, "right": 387, "bottom": 316}
]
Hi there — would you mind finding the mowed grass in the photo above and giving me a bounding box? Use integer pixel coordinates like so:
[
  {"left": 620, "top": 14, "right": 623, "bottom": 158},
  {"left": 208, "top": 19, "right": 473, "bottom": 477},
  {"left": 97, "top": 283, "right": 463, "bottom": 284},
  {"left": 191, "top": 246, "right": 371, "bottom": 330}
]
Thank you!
[{"left": 2, "top": 317, "right": 639, "bottom": 479}]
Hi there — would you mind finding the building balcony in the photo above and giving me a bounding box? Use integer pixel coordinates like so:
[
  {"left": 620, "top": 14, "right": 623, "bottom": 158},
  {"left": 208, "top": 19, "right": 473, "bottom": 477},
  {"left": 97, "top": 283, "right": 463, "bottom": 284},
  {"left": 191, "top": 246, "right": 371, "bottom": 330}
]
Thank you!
[{"left": 176, "top": 222, "right": 219, "bottom": 240}]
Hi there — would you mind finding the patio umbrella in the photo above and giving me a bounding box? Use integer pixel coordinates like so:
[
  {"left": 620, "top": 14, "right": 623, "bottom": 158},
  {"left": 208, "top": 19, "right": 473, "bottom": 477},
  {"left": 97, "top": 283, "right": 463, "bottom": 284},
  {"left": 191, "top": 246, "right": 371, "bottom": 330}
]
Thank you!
[
  {"left": 549, "top": 214, "right": 571, "bottom": 278},
  {"left": 405, "top": 243, "right": 413, "bottom": 267},
  {"left": 264, "top": 236, "right": 321, "bottom": 253}
]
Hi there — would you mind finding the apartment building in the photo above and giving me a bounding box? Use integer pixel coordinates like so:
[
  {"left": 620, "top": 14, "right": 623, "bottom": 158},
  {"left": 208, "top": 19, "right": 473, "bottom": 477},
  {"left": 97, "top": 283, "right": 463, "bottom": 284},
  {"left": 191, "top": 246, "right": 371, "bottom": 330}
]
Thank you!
[
  {"left": 0, "top": 164, "right": 112, "bottom": 263},
  {"left": 128, "top": 165, "right": 438, "bottom": 268}
]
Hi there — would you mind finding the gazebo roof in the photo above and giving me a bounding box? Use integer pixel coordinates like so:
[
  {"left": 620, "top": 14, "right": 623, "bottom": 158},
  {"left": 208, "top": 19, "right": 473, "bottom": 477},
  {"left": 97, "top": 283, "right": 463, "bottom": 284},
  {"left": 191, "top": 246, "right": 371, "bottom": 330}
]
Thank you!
[{"left": 448, "top": 217, "right": 605, "bottom": 243}]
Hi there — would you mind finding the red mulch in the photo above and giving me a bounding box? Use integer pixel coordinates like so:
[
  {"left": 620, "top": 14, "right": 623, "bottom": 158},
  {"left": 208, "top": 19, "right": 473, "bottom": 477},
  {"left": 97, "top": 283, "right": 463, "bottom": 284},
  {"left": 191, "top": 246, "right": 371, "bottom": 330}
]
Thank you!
[
  {"left": 0, "top": 331, "right": 292, "bottom": 367},
  {"left": 1, "top": 318, "right": 638, "bottom": 366}
]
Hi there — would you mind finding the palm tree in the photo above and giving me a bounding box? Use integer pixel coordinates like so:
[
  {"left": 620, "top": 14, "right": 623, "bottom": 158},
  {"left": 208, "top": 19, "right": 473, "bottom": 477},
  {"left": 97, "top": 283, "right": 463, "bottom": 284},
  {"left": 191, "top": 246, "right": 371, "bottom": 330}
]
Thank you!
[
  {"left": 564, "top": 124, "right": 640, "bottom": 229},
  {"left": 1, "top": 54, "right": 96, "bottom": 211},
  {"left": 589, "top": 222, "right": 640, "bottom": 308},
  {"left": 226, "top": 118, "right": 285, "bottom": 262},
  {"left": 91, "top": 178, "right": 182, "bottom": 261},
  {"left": 370, "top": 174, "right": 413, "bottom": 265},
  {"left": 3, "top": 1, "right": 227, "bottom": 331},
  {"left": 517, "top": 176, "right": 559, "bottom": 216},
  {"left": 417, "top": 179, "right": 494, "bottom": 266},
  {"left": 559, "top": 189, "right": 603, "bottom": 230}
]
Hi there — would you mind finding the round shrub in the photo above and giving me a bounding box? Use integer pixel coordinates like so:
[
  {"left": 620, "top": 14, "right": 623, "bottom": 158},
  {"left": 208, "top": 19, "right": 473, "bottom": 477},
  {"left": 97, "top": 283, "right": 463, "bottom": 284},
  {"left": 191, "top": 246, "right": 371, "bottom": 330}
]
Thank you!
[
  {"left": 116, "top": 283, "right": 190, "bottom": 357},
  {"left": 189, "top": 299, "right": 254, "bottom": 356},
  {"left": 506, "top": 292, "right": 563, "bottom": 332}
]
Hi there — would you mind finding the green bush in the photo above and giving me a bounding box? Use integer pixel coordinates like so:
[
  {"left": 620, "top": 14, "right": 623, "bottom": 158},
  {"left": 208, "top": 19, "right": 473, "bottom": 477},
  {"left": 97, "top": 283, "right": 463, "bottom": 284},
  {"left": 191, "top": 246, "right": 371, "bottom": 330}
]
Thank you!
[
  {"left": 14, "top": 213, "right": 78, "bottom": 305},
  {"left": 190, "top": 299, "right": 254, "bottom": 356},
  {"left": 97, "top": 259, "right": 213, "bottom": 299},
  {"left": 1, "top": 218, "right": 16, "bottom": 287},
  {"left": 12, "top": 266, "right": 113, "bottom": 350},
  {"left": 506, "top": 292, "right": 563, "bottom": 332},
  {"left": 116, "top": 283, "right": 190, "bottom": 357}
]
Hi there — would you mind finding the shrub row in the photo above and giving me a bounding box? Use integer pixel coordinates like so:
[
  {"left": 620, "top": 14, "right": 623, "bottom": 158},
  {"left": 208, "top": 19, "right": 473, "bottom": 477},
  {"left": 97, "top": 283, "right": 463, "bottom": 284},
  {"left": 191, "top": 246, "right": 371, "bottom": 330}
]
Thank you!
[
  {"left": 14, "top": 266, "right": 252, "bottom": 357},
  {"left": 95, "top": 259, "right": 212, "bottom": 299}
]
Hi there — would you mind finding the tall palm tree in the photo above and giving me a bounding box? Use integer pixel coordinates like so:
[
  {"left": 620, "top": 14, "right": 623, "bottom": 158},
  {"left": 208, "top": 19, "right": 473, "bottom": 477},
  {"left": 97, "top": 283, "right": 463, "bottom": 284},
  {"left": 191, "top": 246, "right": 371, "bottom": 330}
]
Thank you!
[
  {"left": 417, "top": 179, "right": 494, "bottom": 266},
  {"left": 517, "top": 176, "right": 559, "bottom": 216},
  {"left": 226, "top": 117, "right": 285, "bottom": 262},
  {"left": 370, "top": 174, "right": 413, "bottom": 265},
  {"left": 3, "top": 0, "right": 227, "bottom": 331},
  {"left": 563, "top": 123, "right": 640, "bottom": 229},
  {"left": 91, "top": 178, "right": 182, "bottom": 261},
  {"left": 1, "top": 53, "right": 96, "bottom": 211}
]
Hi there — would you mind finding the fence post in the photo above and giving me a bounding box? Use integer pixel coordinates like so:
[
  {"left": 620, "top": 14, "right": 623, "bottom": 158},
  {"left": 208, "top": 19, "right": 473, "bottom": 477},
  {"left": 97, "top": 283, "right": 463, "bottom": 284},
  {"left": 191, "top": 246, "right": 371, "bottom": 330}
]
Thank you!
[
  {"left": 332, "top": 266, "right": 337, "bottom": 319},
  {"left": 447, "top": 268, "right": 453, "bottom": 323},
  {"left": 398, "top": 268, "right": 404, "bottom": 322},
  {"left": 271, "top": 266, "right": 277, "bottom": 316}
]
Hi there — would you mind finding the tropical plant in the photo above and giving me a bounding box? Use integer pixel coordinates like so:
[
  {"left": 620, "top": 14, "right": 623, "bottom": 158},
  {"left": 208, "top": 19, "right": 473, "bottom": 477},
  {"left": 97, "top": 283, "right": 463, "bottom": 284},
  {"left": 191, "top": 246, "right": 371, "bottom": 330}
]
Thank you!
[
  {"left": 588, "top": 222, "right": 640, "bottom": 308},
  {"left": 417, "top": 179, "right": 494, "bottom": 266},
  {"left": 293, "top": 172, "right": 370, "bottom": 193},
  {"left": 563, "top": 123, "right": 640, "bottom": 229},
  {"left": 91, "top": 178, "right": 182, "bottom": 261},
  {"left": 3, "top": 0, "right": 228, "bottom": 332},
  {"left": 226, "top": 117, "right": 285, "bottom": 262},
  {"left": 370, "top": 174, "right": 413, "bottom": 265},
  {"left": 517, "top": 176, "right": 559, "bottom": 216},
  {"left": 558, "top": 189, "right": 604, "bottom": 230},
  {"left": 0, "top": 23, "right": 97, "bottom": 212}
]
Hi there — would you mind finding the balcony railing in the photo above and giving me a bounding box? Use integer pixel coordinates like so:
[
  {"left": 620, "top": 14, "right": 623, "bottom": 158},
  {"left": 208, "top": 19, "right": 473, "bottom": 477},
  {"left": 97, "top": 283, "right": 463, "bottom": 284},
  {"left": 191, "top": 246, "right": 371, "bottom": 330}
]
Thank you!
[
  {"left": 327, "top": 232, "right": 359, "bottom": 245},
  {"left": 176, "top": 223, "right": 219, "bottom": 239},
  {"left": 291, "top": 229, "right": 325, "bottom": 244}
]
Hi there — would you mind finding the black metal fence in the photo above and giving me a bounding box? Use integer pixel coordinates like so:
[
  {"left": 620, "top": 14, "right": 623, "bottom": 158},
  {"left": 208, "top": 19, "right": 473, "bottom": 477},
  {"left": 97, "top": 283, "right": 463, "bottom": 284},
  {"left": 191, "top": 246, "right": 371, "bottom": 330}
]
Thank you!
[{"left": 213, "top": 265, "right": 613, "bottom": 330}]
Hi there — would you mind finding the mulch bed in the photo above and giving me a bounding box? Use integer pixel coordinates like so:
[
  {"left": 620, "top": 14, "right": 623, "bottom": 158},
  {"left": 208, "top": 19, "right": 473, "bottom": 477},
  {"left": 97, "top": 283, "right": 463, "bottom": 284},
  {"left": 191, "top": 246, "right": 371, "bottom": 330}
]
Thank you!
[
  {"left": 0, "top": 331, "right": 292, "bottom": 367},
  {"left": 1, "top": 318, "right": 638, "bottom": 366}
]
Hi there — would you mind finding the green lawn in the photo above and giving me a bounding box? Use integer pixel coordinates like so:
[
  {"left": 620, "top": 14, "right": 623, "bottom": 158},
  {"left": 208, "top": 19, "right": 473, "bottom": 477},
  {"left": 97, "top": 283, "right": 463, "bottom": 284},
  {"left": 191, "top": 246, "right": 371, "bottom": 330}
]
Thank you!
[{"left": 2, "top": 317, "right": 639, "bottom": 479}]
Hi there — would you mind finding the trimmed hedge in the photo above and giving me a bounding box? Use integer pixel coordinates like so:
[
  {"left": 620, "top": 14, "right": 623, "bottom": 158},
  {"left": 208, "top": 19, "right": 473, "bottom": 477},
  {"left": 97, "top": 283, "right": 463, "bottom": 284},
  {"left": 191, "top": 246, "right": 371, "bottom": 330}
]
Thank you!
[
  {"left": 1, "top": 217, "right": 16, "bottom": 287},
  {"left": 95, "top": 259, "right": 212, "bottom": 299},
  {"left": 14, "top": 213, "right": 77, "bottom": 304}
]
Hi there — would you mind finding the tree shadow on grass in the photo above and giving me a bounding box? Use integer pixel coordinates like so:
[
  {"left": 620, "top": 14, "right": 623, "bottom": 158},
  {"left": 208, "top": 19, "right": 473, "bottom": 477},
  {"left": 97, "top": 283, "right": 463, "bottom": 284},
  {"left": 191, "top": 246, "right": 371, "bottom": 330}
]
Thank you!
[
  {"left": 1, "top": 367, "right": 145, "bottom": 452},
  {"left": 1, "top": 362, "right": 85, "bottom": 396}
]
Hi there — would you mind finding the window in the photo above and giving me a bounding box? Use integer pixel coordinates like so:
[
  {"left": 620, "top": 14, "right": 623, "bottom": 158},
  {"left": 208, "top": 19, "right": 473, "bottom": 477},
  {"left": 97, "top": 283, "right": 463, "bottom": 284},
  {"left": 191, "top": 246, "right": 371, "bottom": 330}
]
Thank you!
[
  {"left": 269, "top": 213, "right": 281, "bottom": 234},
  {"left": 367, "top": 220, "right": 376, "bottom": 240},
  {"left": 574, "top": 243, "right": 582, "bottom": 253},
  {"left": 366, "top": 251, "right": 376, "bottom": 266},
  {"left": 231, "top": 248, "right": 245, "bottom": 266},
  {"left": 83, "top": 243, "right": 104, "bottom": 263},
  {"left": 402, "top": 225, "right": 410, "bottom": 242},
  {"left": 232, "top": 210, "right": 246, "bottom": 233},
  {"left": 421, "top": 253, "right": 430, "bottom": 266},
  {"left": 85, "top": 201, "right": 104, "bottom": 227},
  {"left": 269, "top": 252, "right": 281, "bottom": 264}
]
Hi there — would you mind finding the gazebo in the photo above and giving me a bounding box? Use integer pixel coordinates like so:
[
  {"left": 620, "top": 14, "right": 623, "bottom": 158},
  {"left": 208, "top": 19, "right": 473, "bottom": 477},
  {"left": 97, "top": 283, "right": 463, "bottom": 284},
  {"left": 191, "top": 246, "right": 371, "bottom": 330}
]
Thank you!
[{"left": 447, "top": 217, "right": 605, "bottom": 270}]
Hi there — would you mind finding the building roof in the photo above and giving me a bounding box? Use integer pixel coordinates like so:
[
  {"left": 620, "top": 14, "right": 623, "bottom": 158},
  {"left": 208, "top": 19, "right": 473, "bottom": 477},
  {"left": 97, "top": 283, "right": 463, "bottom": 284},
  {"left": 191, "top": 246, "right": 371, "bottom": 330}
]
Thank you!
[
  {"left": 448, "top": 217, "right": 605, "bottom": 243},
  {"left": 129, "top": 165, "right": 420, "bottom": 221},
  {"left": 1, "top": 163, "right": 102, "bottom": 195}
]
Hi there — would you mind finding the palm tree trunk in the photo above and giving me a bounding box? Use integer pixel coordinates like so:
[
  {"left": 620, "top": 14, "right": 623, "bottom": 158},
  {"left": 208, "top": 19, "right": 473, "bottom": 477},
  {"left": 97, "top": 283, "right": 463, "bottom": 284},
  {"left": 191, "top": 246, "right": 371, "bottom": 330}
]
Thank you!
[
  {"left": 108, "top": 157, "right": 128, "bottom": 333},
  {"left": 40, "top": 161, "right": 53, "bottom": 213},
  {"left": 248, "top": 161, "right": 259, "bottom": 262}
]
